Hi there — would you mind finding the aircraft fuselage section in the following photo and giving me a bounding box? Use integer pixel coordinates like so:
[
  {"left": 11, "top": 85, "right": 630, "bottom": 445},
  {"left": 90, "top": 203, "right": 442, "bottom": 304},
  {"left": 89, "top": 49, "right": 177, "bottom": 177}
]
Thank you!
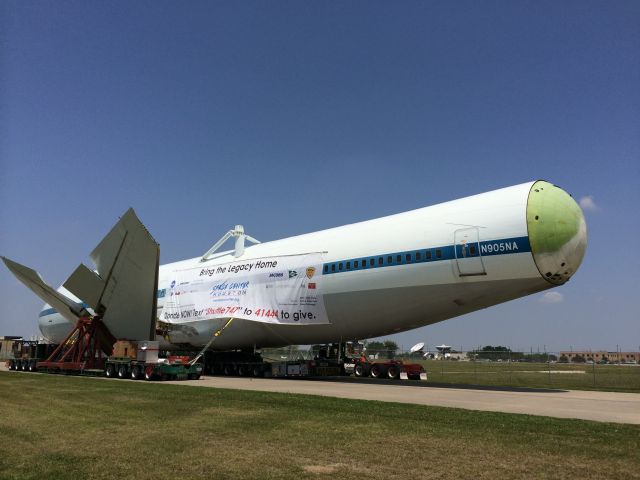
[{"left": 37, "top": 180, "right": 587, "bottom": 348}]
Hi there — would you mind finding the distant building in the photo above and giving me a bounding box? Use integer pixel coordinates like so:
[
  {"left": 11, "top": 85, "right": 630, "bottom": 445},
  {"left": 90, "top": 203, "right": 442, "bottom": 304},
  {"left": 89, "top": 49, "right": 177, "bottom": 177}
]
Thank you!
[
  {"left": 559, "top": 350, "right": 639, "bottom": 363},
  {"left": 447, "top": 352, "right": 469, "bottom": 361}
]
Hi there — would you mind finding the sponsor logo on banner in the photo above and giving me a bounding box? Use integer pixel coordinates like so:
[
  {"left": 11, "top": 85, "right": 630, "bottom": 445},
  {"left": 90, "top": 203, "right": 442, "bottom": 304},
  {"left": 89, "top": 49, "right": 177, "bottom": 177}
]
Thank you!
[
  {"left": 211, "top": 282, "right": 228, "bottom": 292},
  {"left": 268, "top": 272, "right": 284, "bottom": 279},
  {"left": 306, "top": 267, "right": 316, "bottom": 279},
  {"left": 288, "top": 270, "right": 298, "bottom": 278}
]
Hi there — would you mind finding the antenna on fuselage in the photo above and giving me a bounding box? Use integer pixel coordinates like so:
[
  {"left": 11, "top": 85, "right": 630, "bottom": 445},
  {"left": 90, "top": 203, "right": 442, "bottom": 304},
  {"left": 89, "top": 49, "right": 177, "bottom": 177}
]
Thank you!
[{"left": 200, "top": 225, "right": 260, "bottom": 262}]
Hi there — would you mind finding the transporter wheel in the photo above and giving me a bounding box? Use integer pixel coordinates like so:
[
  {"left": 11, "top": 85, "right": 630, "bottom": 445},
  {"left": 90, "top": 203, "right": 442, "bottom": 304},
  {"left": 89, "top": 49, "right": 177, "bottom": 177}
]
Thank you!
[
  {"left": 117, "top": 365, "right": 128, "bottom": 379},
  {"left": 144, "top": 366, "right": 155, "bottom": 381},
  {"left": 105, "top": 363, "right": 115, "bottom": 378},
  {"left": 28, "top": 360, "right": 36, "bottom": 372},
  {"left": 21, "top": 361, "right": 28, "bottom": 371},
  {"left": 370, "top": 365, "right": 382, "bottom": 379},
  {"left": 387, "top": 366, "right": 399, "bottom": 380},
  {"left": 354, "top": 364, "right": 364, "bottom": 377},
  {"left": 130, "top": 365, "right": 141, "bottom": 380},
  {"left": 252, "top": 366, "right": 263, "bottom": 377},
  {"left": 8, "top": 359, "right": 15, "bottom": 370},
  {"left": 223, "top": 364, "right": 236, "bottom": 376}
]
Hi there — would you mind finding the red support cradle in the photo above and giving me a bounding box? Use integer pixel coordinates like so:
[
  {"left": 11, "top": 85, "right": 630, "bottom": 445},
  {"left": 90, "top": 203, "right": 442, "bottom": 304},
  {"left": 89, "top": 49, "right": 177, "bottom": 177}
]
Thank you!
[{"left": 37, "top": 316, "right": 115, "bottom": 373}]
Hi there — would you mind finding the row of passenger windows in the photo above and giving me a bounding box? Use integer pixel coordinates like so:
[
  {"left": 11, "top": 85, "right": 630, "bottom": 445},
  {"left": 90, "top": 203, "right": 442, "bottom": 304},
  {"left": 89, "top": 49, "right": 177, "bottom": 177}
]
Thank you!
[{"left": 323, "top": 248, "right": 444, "bottom": 274}]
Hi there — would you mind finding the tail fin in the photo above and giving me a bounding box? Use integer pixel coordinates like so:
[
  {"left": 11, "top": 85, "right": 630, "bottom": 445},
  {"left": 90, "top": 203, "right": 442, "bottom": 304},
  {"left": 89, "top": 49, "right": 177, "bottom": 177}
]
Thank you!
[{"left": 62, "top": 208, "right": 160, "bottom": 341}]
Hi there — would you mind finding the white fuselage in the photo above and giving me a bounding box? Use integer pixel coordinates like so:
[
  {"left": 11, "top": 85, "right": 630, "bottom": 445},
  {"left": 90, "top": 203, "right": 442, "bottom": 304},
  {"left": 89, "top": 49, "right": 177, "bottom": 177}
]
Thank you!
[{"left": 38, "top": 181, "right": 586, "bottom": 349}]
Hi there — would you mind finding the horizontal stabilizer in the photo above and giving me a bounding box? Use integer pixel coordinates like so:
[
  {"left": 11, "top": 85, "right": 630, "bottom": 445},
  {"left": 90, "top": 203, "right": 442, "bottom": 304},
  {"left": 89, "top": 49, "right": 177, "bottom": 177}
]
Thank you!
[{"left": 1, "top": 256, "right": 87, "bottom": 323}]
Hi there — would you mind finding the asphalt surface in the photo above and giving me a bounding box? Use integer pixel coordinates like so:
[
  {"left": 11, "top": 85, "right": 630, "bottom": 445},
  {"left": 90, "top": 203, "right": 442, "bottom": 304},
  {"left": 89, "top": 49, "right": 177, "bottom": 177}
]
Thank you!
[{"left": 166, "top": 375, "right": 640, "bottom": 425}]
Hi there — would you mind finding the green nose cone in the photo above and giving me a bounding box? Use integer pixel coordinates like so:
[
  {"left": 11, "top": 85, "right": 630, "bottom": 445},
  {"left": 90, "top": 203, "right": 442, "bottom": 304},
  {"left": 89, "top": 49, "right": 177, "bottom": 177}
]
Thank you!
[{"left": 527, "top": 181, "right": 587, "bottom": 285}]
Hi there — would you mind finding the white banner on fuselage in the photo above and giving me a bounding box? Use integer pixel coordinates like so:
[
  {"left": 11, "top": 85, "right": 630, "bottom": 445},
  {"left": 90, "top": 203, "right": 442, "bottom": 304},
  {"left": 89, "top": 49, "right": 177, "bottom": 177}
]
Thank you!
[{"left": 161, "top": 253, "right": 328, "bottom": 325}]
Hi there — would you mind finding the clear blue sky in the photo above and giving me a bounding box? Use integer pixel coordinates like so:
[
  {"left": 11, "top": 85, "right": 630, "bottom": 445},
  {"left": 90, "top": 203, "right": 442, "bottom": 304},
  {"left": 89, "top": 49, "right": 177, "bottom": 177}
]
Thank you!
[{"left": 1, "top": 1, "right": 638, "bottom": 352}]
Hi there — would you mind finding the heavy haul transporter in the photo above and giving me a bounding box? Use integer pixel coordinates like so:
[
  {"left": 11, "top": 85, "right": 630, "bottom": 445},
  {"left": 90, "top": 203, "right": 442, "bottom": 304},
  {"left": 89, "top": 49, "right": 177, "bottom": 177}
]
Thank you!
[
  {"left": 5, "top": 317, "right": 203, "bottom": 381},
  {"left": 6, "top": 328, "right": 427, "bottom": 381}
]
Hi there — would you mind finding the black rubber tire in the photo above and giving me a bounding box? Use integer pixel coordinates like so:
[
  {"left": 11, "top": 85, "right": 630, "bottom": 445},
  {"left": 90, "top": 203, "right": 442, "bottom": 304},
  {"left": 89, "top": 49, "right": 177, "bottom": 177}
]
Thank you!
[
  {"left": 105, "top": 363, "right": 115, "bottom": 378},
  {"left": 252, "top": 366, "right": 263, "bottom": 377},
  {"left": 144, "top": 366, "right": 154, "bottom": 381},
  {"left": 8, "top": 359, "right": 15, "bottom": 370},
  {"left": 28, "top": 360, "right": 36, "bottom": 372},
  {"left": 21, "top": 361, "right": 28, "bottom": 371},
  {"left": 387, "top": 366, "right": 399, "bottom": 379},
  {"left": 130, "top": 365, "right": 141, "bottom": 380},
  {"left": 370, "top": 365, "right": 382, "bottom": 378},
  {"left": 354, "top": 364, "right": 364, "bottom": 377},
  {"left": 118, "top": 365, "right": 128, "bottom": 379}
]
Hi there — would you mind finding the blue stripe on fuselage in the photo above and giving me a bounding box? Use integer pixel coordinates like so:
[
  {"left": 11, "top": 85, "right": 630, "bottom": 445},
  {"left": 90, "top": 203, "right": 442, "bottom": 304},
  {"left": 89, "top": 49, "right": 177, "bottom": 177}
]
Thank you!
[
  {"left": 38, "top": 302, "right": 90, "bottom": 318},
  {"left": 322, "top": 236, "right": 530, "bottom": 275}
]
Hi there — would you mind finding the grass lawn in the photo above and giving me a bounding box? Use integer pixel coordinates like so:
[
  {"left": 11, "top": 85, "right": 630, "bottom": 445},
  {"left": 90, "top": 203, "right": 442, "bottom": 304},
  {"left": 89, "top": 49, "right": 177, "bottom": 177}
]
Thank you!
[
  {"left": 412, "top": 360, "right": 640, "bottom": 392},
  {"left": 1, "top": 372, "right": 639, "bottom": 479}
]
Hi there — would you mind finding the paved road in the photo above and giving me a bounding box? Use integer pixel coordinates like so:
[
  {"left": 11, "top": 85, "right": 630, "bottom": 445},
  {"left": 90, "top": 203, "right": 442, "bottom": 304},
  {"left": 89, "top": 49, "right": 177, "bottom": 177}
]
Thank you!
[{"left": 166, "top": 376, "right": 640, "bottom": 425}]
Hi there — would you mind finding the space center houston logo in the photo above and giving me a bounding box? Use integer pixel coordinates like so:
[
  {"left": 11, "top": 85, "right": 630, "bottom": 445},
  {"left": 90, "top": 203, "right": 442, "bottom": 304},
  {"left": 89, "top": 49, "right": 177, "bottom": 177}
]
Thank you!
[{"left": 161, "top": 253, "right": 328, "bottom": 325}]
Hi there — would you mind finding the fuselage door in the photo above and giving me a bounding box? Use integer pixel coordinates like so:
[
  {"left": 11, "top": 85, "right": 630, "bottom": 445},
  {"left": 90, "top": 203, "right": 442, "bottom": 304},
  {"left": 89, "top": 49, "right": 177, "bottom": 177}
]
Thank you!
[{"left": 454, "top": 227, "right": 486, "bottom": 276}]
